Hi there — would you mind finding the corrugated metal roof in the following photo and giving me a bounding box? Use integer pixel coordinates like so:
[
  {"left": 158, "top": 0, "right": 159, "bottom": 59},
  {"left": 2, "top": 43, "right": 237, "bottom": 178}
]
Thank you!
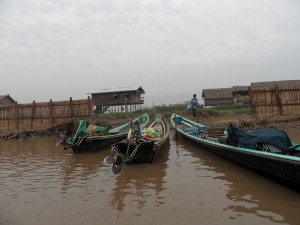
[
  {"left": 202, "top": 88, "right": 233, "bottom": 98},
  {"left": 87, "top": 86, "right": 145, "bottom": 94},
  {"left": 251, "top": 80, "right": 300, "bottom": 88}
]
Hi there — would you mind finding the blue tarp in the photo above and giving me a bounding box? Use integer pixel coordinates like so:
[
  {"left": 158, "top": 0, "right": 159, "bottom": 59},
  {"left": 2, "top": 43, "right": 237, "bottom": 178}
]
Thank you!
[{"left": 227, "top": 125, "right": 292, "bottom": 152}]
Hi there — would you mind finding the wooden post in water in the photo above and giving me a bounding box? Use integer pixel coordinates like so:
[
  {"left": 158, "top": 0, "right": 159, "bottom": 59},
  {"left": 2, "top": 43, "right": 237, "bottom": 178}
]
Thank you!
[{"left": 175, "top": 115, "right": 178, "bottom": 140}]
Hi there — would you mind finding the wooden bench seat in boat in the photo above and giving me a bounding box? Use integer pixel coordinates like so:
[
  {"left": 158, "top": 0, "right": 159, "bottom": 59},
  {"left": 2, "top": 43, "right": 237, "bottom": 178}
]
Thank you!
[{"left": 207, "top": 127, "right": 225, "bottom": 137}]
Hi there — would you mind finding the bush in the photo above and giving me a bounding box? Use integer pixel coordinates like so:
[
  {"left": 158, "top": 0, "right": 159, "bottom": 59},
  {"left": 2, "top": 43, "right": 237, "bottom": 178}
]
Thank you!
[
  {"left": 206, "top": 104, "right": 251, "bottom": 116},
  {"left": 91, "top": 104, "right": 251, "bottom": 121}
]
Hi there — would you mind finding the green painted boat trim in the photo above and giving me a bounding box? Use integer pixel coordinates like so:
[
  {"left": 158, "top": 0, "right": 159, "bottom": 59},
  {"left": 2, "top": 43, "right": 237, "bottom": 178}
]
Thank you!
[
  {"left": 171, "top": 113, "right": 300, "bottom": 162},
  {"left": 66, "top": 113, "right": 149, "bottom": 146}
]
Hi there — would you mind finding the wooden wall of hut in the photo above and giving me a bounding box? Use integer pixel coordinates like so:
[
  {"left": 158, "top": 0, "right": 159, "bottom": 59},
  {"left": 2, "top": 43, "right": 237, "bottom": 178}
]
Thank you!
[
  {"left": 204, "top": 98, "right": 234, "bottom": 106},
  {"left": 108, "top": 104, "right": 141, "bottom": 113},
  {"left": 92, "top": 92, "right": 142, "bottom": 106},
  {"left": 0, "top": 97, "right": 92, "bottom": 131},
  {"left": 250, "top": 84, "right": 300, "bottom": 119}
]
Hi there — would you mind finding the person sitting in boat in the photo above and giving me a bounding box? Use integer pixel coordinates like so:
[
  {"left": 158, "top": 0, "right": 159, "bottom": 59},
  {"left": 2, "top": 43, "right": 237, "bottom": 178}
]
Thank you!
[{"left": 191, "top": 94, "right": 199, "bottom": 118}]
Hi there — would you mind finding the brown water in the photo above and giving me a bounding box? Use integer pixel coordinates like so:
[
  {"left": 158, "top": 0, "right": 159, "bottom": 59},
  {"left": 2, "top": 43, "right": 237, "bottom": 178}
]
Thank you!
[{"left": 1, "top": 130, "right": 300, "bottom": 225}]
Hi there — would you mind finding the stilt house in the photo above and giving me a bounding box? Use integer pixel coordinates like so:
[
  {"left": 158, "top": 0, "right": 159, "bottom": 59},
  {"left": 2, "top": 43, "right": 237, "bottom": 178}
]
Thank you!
[{"left": 88, "top": 86, "right": 145, "bottom": 113}]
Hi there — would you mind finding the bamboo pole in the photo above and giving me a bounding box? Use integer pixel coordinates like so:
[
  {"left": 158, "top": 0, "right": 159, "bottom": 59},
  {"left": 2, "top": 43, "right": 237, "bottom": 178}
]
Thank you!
[
  {"left": 49, "top": 99, "right": 53, "bottom": 127},
  {"left": 30, "top": 101, "right": 36, "bottom": 128},
  {"left": 14, "top": 103, "right": 19, "bottom": 130}
]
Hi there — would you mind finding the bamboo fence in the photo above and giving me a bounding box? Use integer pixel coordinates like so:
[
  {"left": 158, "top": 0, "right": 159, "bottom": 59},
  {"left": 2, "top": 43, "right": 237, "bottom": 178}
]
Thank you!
[
  {"left": 0, "top": 97, "right": 92, "bottom": 131},
  {"left": 250, "top": 84, "right": 300, "bottom": 119}
]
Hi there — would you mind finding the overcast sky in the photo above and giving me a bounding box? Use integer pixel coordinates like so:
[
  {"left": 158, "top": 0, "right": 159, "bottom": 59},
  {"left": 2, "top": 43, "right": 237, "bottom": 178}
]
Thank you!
[{"left": 1, "top": 0, "right": 300, "bottom": 105}]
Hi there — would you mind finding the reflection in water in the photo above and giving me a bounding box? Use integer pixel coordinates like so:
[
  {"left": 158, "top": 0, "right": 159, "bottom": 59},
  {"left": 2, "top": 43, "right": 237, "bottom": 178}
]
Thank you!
[
  {"left": 0, "top": 137, "right": 67, "bottom": 199},
  {"left": 221, "top": 168, "right": 299, "bottom": 224},
  {"left": 1, "top": 131, "right": 300, "bottom": 225},
  {"left": 222, "top": 129, "right": 299, "bottom": 225},
  {"left": 109, "top": 141, "right": 169, "bottom": 212},
  {"left": 60, "top": 152, "right": 103, "bottom": 192},
  {"left": 175, "top": 132, "right": 299, "bottom": 225}
]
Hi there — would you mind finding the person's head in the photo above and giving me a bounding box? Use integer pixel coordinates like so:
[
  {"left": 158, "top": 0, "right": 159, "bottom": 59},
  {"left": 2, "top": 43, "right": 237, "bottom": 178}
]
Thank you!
[{"left": 193, "top": 94, "right": 196, "bottom": 98}]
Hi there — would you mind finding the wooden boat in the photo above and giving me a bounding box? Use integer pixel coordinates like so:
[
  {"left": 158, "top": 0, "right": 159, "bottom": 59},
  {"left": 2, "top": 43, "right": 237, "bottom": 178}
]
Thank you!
[
  {"left": 58, "top": 113, "right": 149, "bottom": 153},
  {"left": 104, "top": 114, "right": 169, "bottom": 174},
  {"left": 171, "top": 113, "right": 300, "bottom": 191}
]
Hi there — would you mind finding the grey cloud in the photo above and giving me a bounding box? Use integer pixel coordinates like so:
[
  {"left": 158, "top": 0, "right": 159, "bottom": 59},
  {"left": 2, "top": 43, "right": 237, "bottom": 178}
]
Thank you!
[{"left": 0, "top": 0, "right": 300, "bottom": 104}]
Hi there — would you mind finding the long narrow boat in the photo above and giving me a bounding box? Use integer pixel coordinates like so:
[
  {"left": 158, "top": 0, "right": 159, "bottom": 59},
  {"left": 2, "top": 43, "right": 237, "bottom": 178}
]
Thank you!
[
  {"left": 58, "top": 113, "right": 149, "bottom": 153},
  {"left": 171, "top": 113, "right": 300, "bottom": 191},
  {"left": 104, "top": 114, "right": 169, "bottom": 174}
]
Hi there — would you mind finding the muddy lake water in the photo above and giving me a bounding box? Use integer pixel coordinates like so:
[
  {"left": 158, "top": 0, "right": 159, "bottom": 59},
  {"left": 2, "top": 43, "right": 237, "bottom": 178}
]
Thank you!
[{"left": 1, "top": 129, "right": 300, "bottom": 225}]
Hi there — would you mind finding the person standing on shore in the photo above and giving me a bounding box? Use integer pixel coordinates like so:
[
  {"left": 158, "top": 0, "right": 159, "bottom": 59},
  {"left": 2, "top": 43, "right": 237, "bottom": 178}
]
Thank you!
[{"left": 191, "top": 94, "right": 199, "bottom": 118}]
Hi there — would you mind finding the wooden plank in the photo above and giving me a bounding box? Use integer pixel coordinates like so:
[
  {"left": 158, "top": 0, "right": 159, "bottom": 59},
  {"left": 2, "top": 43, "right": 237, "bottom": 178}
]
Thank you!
[
  {"left": 181, "top": 120, "right": 193, "bottom": 127},
  {"left": 207, "top": 127, "right": 224, "bottom": 137}
]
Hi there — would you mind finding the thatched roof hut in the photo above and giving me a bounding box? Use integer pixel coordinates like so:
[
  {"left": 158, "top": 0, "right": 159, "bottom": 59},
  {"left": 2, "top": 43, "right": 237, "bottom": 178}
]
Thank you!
[
  {"left": 250, "top": 80, "right": 300, "bottom": 118},
  {"left": 202, "top": 88, "right": 234, "bottom": 106}
]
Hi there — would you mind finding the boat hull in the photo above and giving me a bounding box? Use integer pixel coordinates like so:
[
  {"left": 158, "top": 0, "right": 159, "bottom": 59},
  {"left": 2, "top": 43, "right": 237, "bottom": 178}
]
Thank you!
[
  {"left": 112, "top": 114, "right": 170, "bottom": 164},
  {"left": 114, "top": 141, "right": 157, "bottom": 163},
  {"left": 60, "top": 113, "right": 150, "bottom": 153},
  {"left": 188, "top": 136, "right": 300, "bottom": 190},
  {"left": 171, "top": 113, "right": 300, "bottom": 191},
  {"left": 68, "top": 134, "right": 128, "bottom": 153}
]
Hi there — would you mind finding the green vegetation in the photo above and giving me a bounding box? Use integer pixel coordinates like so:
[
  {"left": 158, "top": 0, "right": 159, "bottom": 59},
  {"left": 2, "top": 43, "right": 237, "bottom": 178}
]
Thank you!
[
  {"left": 94, "top": 104, "right": 251, "bottom": 121},
  {"left": 205, "top": 104, "right": 251, "bottom": 116}
]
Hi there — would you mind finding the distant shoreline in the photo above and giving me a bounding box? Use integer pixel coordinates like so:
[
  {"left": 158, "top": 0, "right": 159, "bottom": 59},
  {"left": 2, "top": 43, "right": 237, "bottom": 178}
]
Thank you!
[{"left": 0, "top": 113, "right": 299, "bottom": 141}]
